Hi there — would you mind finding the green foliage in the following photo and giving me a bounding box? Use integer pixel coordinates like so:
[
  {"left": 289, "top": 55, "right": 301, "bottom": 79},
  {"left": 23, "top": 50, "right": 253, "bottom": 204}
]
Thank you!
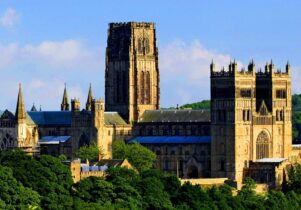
[
  {"left": 285, "top": 164, "right": 301, "bottom": 194},
  {"left": 0, "top": 150, "right": 73, "bottom": 210},
  {"left": 237, "top": 177, "right": 265, "bottom": 210},
  {"left": 4, "top": 150, "right": 301, "bottom": 209},
  {"left": 180, "top": 100, "right": 211, "bottom": 110},
  {"left": 73, "top": 176, "right": 115, "bottom": 204},
  {"left": 75, "top": 143, "right": 104, "bottom": 161},
  {"left": 113, "top": 141, "right": 156, "bottom": 172},
  {"left": 0, "top": 165, "right": 41, "bottom": 209}
]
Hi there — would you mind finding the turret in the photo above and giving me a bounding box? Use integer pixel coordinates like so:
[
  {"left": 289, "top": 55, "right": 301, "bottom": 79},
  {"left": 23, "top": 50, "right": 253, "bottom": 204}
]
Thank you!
[
  {"left": 71, "top": 98, "right": 80, "bottom": 111},
  {"left": 86, "top": 84, "right": 93, "bottom": 111},
  {"left": 269, "top": 60, "right": 275, "bottom": 75},
  {"left": 248, "top": 59, "right": 255, "bottom": 72},
  {"left": 210, "top": 60, "right": 215, "bottom": 74},
  {"left": 61, "top": 84, "right": 70, "bottom": 111},
  {"left": 91, "top": 99, "right": 104, "bottom": 127},
  {"left": 15, "top": 84, "right": 26, "bottom": 120},
  {"left": 286, "top": 61, "right": 291, "bottom": 75}
]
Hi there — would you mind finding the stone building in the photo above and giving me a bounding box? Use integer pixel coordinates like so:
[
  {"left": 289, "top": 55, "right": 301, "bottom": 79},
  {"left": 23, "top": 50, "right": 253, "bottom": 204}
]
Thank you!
[
  {"left": 0, "top": 85, "right": 131, "bottom": 159},
  {"left": 210, "top": 60, "right": 292, "bottom": 187},
  {"left": 0, "top": 21, "right": 300, "bottom": 188},
  {"left": 105, "top": 22, "right": 160, "bottom": 123}
]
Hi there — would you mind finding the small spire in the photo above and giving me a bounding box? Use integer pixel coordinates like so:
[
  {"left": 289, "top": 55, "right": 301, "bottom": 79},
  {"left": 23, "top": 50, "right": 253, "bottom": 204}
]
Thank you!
[
  {"left": 15, "top": 83, "right": 26, "bottom": 120},
  {"left": 31, "top": 103, "right": 37, "bottom": 112},
  {"left": 86, "top": 83, "right": 93, "bottom": 111},
  {"left": 39, "top": 105, "right": 42, "bottom": 112},
  {"left": 61, "top": 83, "right": 70, "bottom": 111}
]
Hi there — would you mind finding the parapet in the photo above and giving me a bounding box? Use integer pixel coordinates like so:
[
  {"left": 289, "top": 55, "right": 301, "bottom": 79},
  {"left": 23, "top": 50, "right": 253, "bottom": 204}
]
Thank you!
[
  {"left": 210, "top": 60, "right": 290, "bottom": 78},
  {"left": 109, "top": 22, "right": 155, "bottom": 29}
]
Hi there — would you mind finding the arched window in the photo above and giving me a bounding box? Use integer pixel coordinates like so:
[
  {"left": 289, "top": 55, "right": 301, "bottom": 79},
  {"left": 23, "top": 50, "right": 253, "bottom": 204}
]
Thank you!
[
  {"left": 256, "top": 131, "right": 269, "bottom": 159},
  {"left": 145, "top": 71, "right": 151, "bottom": 104},
  {"left": 140, "top": 71, "right": 145, "bottom": 104},
  {"left": 144, "top": 38, "right": 150, "bottom": 54},
  {"left": 138, "top": 38, "right": 143, "bottom": 53}
]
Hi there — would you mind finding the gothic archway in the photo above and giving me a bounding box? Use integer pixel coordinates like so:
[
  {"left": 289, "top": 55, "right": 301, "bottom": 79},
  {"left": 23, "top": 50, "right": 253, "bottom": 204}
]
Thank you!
[
  {"left": 0, "top": 133, "right": 17, "bottom": 150},
  {"left": 256, "top": 131, "right": 269, "bottom": 159},
  {"left": 187, "top": 165, "right": 198, "bottom": 178},
  {"left": 78, "top": 133, "right": 89, "bottom": 148}
]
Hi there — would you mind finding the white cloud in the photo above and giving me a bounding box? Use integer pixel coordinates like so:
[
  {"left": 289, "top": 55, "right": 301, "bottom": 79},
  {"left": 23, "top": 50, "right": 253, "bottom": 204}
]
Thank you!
[
  {"left": 160, "top": 40, "right": 241, "bottom": 107},
  {"left": 0, "top": 39, "right": 102, "bottom": 70},
  {"left": 0, "top": 8, "right": 19, "bottom": 27},
  {"left": 0, "top": 39, "right": 104, "bottom": 111}
]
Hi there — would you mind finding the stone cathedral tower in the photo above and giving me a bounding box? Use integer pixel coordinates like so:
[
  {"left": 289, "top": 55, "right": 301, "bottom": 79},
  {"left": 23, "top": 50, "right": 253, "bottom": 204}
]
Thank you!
[
  {"left": 210, "top": 60, "right": 292, "bottom": 186},
  {"left": 105, "top": 22, "right": 160, "bottom": 123}
]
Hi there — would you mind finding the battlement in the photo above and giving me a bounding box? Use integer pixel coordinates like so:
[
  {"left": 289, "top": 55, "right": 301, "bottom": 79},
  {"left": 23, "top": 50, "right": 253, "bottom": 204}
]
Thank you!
[
  {"left": 109, "top": 22, "right": 155, "bottom": 29},
  {"left": 210, "top": 60, "right": 290, "bottom": 78}
]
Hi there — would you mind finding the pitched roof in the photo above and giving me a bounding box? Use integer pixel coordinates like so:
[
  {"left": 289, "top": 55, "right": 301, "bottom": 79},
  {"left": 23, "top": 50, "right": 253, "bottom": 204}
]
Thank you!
[
  {"left": 27, "top": 111, "right": 127, "bottom": 126},
  {"left": 39, "top": 136, "right": 71, "bottom": 144},
  {"left": 0, "top": 110, "right": 15, "bottom": 120},
  {"left": 104, "top": 112, "right": 127, "bottom": 125},
  {"left": 97, "top": 159, "right": 130, "bottom": 167},
  {"left": 27, "top": 111, "right": 71, "bottom": 126},
  {"left": 138, "top": 109, "right": 210, "bottom": 123},
  {"left": 128, "top": 136, "right": 211, "bottom": 144}
]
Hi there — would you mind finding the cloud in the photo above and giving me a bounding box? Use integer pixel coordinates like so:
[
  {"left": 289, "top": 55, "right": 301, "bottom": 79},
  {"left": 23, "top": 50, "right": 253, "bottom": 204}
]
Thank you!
[
  {"left": 159, "top": 40, "right": 241, "bottom": 107},
  {"left": 0, "top": 39, "right": 104, "bottom": 111},
  {"left": 0, "top": 40, "right": 102, "bottom": 69},
  {"left": 0, "top": 8, "right": 19, "bottom": 27}
]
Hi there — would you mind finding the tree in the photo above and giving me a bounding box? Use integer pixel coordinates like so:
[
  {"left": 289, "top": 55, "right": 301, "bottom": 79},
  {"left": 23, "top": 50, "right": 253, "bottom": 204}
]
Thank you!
[
  {"left": 73, "top": 176, "right": 115, "bottom": 205},
  {"left": 138, "top": 176, "right": 173, "bottom": 210},
  {"left": 237, "top": 177, "right": 265, "bottom": 210},
  {"left": 0, "top": 151, "right": 73, "bottom": 210},
  {"left": 175, "top": 182, "right": 216, "bottom": 210},
  {"left": 285, "top": 164, "right": 301, "bottom": 194},
  {"left": 0, "top": 165, "right": 41, "bottom": 209},
  {"left": 113, "top": 141, "right": 156, "bottom": 172},
  {"left": 75, "top": 143, "right": 104, "bottom": 161}
]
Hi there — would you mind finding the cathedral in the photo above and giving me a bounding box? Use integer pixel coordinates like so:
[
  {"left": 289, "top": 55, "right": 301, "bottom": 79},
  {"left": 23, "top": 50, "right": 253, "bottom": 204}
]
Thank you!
[{"left": 0, "top": 21, "right": 300, "bottom": 189}]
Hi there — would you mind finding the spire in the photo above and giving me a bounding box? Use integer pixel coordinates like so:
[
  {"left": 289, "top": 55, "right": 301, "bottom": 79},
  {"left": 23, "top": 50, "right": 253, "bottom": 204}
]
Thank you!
[
  {"left": 15, "top": 83, "right": 26, "bottom": 120},
  {"left": 86, "top": 84, "right": 93, "bottom": 111},
  {"left": 31, "top": 103, "right": 37, "bottom": 112},
  {"left": 61, "top": 83, "right": 70, "bottom": 111}
]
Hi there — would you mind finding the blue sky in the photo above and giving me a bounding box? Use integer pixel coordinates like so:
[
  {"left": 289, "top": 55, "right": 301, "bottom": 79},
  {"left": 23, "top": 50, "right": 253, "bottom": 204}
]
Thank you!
[{"left": 1, "top": 1, "right": 301, "bottom": 111}]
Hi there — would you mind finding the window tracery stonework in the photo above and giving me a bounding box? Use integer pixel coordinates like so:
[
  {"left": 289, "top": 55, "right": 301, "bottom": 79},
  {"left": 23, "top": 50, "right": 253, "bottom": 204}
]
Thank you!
[{"left": 256, "top": 131, "right": 269, "bottom": 159}]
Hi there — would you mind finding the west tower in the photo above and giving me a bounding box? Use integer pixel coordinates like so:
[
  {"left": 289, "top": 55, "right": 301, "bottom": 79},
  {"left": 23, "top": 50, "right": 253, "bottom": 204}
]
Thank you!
[
  {"left": 105, "top": 22, "right": 160, "bottom": 123},
  {"left": 210, "top": 61, "right": 292, "bottom": 187}
]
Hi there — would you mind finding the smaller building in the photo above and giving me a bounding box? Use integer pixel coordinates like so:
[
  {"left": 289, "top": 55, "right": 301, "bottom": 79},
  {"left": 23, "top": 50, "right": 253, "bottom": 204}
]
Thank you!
[{"left": 69, "top": 159, "right": 133, "bottom": 183}]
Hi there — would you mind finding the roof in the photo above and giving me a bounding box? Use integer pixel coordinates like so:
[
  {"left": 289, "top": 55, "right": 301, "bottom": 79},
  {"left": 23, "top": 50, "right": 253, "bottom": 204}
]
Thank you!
[
  {"left": 39, "top": 136, "right": 71, "bottom": 144},
  {"left": 28, "top": 111, "right": 71, "bottom": 126},
  {"left": 104, "top": 112, "right": 127, "bottom": 125},
  {"left": 138, "top": 109, "right": 210, "bottom": 123},
  {"left": 256, "top": 158, "right": 287, "bottom": 163},
  {"left": 292, "top": 144, "right": 301, "bottom": 148},
  {"left": 97, "top": 159, "right": 129, "bottom": 167},
  {"left": 128, "top": 136, "right": 211, "bottom": 144}
]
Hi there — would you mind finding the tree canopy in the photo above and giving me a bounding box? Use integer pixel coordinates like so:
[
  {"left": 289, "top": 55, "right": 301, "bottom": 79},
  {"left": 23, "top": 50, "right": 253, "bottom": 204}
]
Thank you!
[
  {"left": 112, "top": 141, "right": 156, "bottom": 172},
  {"left": 75, "top": 143, "right": 104, "bottom": 161}
]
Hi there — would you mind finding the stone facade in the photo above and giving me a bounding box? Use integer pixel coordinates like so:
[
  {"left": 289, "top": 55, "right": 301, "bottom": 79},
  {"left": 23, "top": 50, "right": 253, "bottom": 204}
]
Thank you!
[
  {"left": 105, "top": 22, "right": 160, "bottom": 123},
  {"left": 210, "top": 60, "right": 292, "bottom": 187},
  {"left": 0, "top": 21, "right": 300, "bottom": 189}
]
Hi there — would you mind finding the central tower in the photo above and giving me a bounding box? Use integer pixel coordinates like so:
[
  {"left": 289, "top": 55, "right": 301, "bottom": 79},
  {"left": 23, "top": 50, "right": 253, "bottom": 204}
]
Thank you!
[{"left": 105, "top": 22, "right": 160, "bottom": 123}]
